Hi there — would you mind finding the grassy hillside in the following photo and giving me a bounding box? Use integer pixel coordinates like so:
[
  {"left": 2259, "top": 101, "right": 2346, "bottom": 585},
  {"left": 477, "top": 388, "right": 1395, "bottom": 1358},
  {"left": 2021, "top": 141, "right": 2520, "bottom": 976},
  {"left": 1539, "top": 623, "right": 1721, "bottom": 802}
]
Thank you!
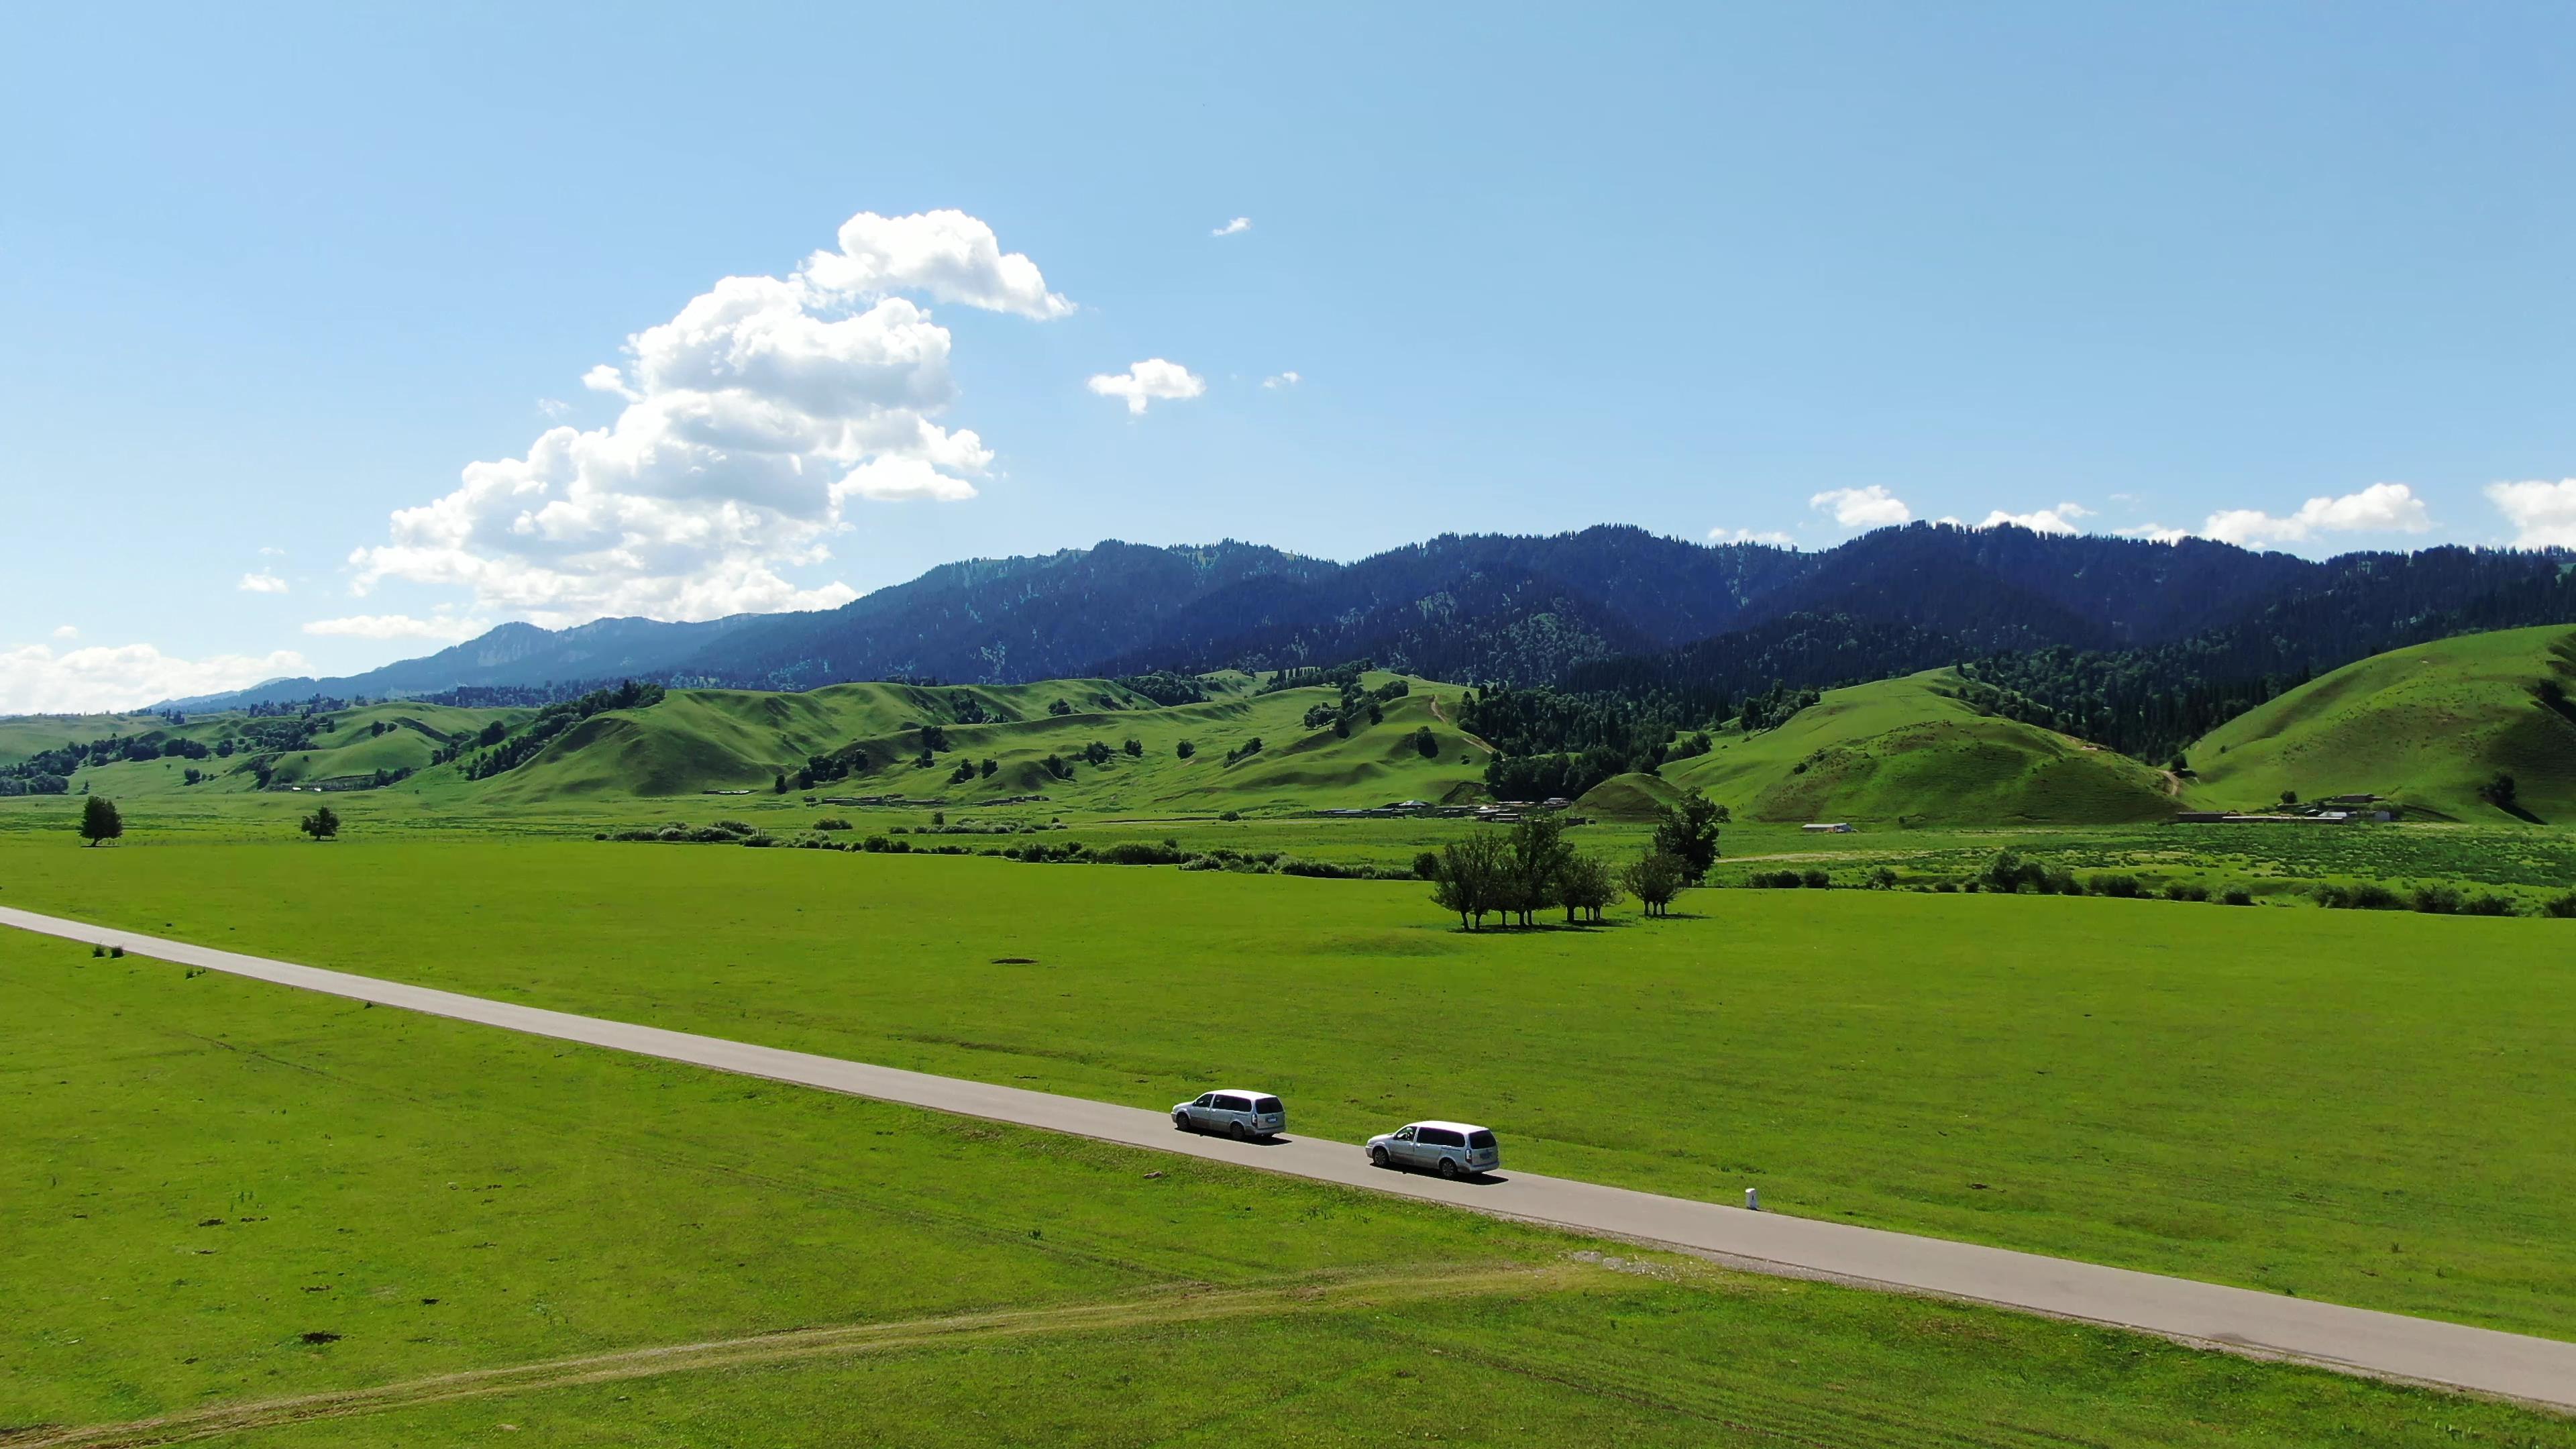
[
  {"left": 0, "top": 713, "right": 165, "bottom": 765},
  {"left": 480, "top": 672, "right": 1492, "bottom": 811},
  {"left": 2188, "top": 624, "right": 2576, "bottom": 822},
  {"left": 1660, "top": 669, "right": 2176, "bottom": 824}
]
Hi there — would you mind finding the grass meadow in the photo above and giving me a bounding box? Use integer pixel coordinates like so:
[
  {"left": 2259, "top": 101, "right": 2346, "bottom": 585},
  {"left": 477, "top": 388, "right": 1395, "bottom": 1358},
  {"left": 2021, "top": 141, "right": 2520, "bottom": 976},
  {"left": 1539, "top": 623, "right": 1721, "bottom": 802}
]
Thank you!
[
  {"left": 8, "top": 927, "right": 2571, "bottom": 1447},
  {"left": 3, "top": 827, "right": 2570, "bottom": 1344}
]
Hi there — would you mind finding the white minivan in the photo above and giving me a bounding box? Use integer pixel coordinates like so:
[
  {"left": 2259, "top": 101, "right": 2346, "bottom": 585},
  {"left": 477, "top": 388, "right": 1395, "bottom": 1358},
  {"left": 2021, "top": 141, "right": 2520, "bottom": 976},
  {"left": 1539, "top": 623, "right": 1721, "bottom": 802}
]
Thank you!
[
  {"left": 1366, "top": 1121, "right": 1501, "bottom": 1179},
  {"left": 1173, "top": 1089, "right": 1287, "bottom": 1140}
]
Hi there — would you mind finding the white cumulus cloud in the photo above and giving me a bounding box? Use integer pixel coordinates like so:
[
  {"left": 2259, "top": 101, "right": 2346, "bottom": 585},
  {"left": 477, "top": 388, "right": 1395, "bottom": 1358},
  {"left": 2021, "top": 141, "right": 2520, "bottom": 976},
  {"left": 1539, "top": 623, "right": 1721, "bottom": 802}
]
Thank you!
[
  {"left": 302, "top": 614, "right": 492, "bottom": 643},
  {"left": 2116, "top": 523, "right": 2192, "bottom": 544},
  {"left": 348, "top": 209, "right": 1068, "bottom": 627},
  {"left": 0, "top": 642, "right": 307, "bottom": 716},
  {"left": 1212, "top": 217, "right": 1252, "bottom": 237},
  {"left": 1709, "top": 527, "right": 1795, "bottom": 546},
  {"left": 1809, "top": 486, "right": 1913, "bottom": 529},
  {"left": 1087, "top": 358, "right": 1206, "bottom": 415},
  {"left": 1262, "top": 371, "right": 1301, "bottom": 389},
  {"left": 2485, "top": 478, "right": 2576, "bottom": 548},
  {"left": 801, "top": 209, "right": 1073, "bottom": 320},
  {"left": 52, "top": 625, "right": 78, "bottom": 641},
  {"left": 1978, "top": 502, "right": 2094, "bottom": 535},
  {"left": 239, "top": 572, "right": 290, "bottom": 594},
  {"left": 2201, "top": 482, "right": 2430, "bottom": 548}
]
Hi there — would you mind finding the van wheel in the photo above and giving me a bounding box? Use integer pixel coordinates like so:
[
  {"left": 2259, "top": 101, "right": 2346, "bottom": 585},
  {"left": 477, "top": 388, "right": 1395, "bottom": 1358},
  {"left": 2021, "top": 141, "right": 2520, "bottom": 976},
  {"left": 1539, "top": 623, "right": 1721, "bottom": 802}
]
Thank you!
[
  {"left": 1228, "top": 1122, "right": 1248, "bottom": 1142},
  {"left": 1438, "top": 1158, "right": 1462, "bottom": 1181},
  {"left": 1369, "top": 1146, "right": 1390, "bottom": 1168},
  {"left": 1173, "top": 1112, "right": 1191, "bottom": 1132}
]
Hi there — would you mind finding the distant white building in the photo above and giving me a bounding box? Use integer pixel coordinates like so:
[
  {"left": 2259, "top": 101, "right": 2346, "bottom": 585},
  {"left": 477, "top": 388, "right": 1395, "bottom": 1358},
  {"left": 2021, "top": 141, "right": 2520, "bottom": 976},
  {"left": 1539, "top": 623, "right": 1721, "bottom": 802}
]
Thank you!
[{"left": 1802, "top": 822, "right": 1854, "bottom": 834}]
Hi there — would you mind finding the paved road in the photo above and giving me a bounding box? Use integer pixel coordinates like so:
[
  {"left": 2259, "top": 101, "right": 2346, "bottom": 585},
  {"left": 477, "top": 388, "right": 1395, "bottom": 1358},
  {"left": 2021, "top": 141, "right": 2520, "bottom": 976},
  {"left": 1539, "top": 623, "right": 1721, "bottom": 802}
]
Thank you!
[{"left": 8, "top": 903, "right": 2571, "bottom": 1411}]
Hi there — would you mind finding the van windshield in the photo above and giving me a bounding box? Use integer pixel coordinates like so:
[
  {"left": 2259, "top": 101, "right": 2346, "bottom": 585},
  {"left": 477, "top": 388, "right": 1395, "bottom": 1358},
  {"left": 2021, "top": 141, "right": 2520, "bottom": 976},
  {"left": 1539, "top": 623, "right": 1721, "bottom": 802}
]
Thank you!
[
  {"left": 1254, "top": 1097, "right": 1283, "bottom": 1114},
  {"left": 1467, "top": 1131, "right": 1497, "bottom": 1150}
]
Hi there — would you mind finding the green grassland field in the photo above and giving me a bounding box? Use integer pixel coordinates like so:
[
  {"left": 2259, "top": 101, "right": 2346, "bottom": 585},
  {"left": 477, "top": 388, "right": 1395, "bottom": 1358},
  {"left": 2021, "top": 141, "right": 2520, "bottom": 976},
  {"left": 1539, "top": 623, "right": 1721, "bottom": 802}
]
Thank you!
[
  {"left": 3, "top": 830, "right": 2571, "bottom": 1346},
  {"left": 8, "top": 928, "right": 2571, "bottom": 1448}
]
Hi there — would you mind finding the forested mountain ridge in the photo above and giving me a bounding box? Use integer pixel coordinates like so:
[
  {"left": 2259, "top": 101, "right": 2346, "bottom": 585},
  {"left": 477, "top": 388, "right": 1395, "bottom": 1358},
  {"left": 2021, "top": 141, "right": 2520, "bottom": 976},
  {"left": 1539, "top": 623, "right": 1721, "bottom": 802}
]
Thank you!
[{"left": 162, "top": 526, "right": 2576, "bottom": 765}]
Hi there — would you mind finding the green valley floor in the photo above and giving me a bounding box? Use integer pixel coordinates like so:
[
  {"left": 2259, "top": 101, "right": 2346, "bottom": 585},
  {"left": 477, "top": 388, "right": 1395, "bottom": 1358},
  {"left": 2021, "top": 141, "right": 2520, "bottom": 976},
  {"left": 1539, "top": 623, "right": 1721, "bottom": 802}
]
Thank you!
[
  {"left": 7, "top": 928, "right": 2571, "bottom": 1448},
  {"left": 2, "top": 833, "right": 2569, "bottom": 1344}
]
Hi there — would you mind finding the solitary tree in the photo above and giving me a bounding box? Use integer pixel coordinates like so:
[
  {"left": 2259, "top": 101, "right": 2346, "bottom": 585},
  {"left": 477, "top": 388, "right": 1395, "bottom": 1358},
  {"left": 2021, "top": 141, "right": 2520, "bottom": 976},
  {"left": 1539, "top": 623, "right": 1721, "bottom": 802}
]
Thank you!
[
  {"left": 1504, "top": 815, "right": 1573, "bottom": 926},
  {"left": 1176, "top": 739, "right": 1197, "bottom": 759},
  {"left": 1122, "top": 738, "right": 1144, "bottom": 757},
  {"left": 1620, "top": 849, "right": 1685, "bottom": 917},
  {"left": 1556, "top": 853, "right": 1616, "bottom": 922},
  {"left": 300, "top": 804, "right": 341, "bottom": 841},
  {"left": 1430, "top": 833, "right": 1511, "bottom": 930},
  {"left": 1650, "top": 790, "right": 1724, "bottom": 884},
  {"left": 79, "top": 795, "right": 123, "bottom": 848}
]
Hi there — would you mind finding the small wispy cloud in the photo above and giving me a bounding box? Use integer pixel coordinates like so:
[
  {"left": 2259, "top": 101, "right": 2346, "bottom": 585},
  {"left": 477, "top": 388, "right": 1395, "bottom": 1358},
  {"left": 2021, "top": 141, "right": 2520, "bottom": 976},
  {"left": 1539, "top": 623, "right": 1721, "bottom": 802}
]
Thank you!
[
  {"left": 1087, "top": 358, "right": 1208, "bottom": 415},
  {"left": 537, "top": 397, "right": 572, "bottom": 419},
  {"left": 1262, "top": 371, "right": 1301, "bottom": 389},
  {"left": 52, "top": 625, "right": 78, "bottom": 641},
  {"left": 239, "top": 572, "right": 290, "bottom": 594},
  {"left": 1212, "top": 217, "right": 1252, "bottom": 237},
  {"left": 1709, "top": 527, "right": 1794, "bottom": 547}
]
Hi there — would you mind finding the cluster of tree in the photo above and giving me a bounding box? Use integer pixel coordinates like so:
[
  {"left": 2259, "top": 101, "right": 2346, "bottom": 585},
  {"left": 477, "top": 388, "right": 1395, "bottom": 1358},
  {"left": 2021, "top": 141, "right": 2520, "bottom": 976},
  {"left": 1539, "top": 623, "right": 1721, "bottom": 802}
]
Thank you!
[
  {"left": 0, "top": 775, "right": 68, "bottom": 796},
  {"left": 1426, "top": 816, "right": 1613, "bottom": 927},
  {"left": 1257, "top": 659, "right": 1375, "bottom": 695},
  {"left": 1426, "top": 792, "right": 1721, "bottom": 928},
  {"left": 1456, "top": 683, "right": 1705, "bottom": 801},
  {"left": 947, "top": 691, "right": 998, "bottom": 724},
  {"left": 244, "top": 696, "right": 354, "bottom": 717},
  {"left": 946, "top": 757, "right": 1001, "bottom": 784},
  {"left": 1298, "top": 675, "right": 1406, "bottom": 738},
  {"left": 1114, "top": 671, "right": 1208, "bottom": 706},
  {"left": 460, "top": 680, "right": 665, "bottom": 782},
  {"left": 1733, "top": 681, "right": 1821, "bottom": 733},
  {"left": 1224, "top": 737, "right": 1264, "bottom": 764},
  {"left": 432, "top": 718, "right": 513, "bottom": 765},
  {"left": 1041, "top": 753, "right": 1076, "bottom": 780}
]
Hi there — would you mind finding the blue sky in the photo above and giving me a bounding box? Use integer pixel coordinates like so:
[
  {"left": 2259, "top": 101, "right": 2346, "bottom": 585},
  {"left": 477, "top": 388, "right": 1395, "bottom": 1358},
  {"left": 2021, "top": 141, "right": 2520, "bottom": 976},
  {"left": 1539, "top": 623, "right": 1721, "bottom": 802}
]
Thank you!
[{"left": 5, "top": 2, "right": 2572, "bottom": 712}]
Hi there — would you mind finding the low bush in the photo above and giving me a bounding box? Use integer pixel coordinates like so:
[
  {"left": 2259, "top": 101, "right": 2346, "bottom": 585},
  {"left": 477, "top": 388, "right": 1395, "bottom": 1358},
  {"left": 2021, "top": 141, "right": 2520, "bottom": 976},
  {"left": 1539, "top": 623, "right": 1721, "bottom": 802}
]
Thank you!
[
  {"left": 2221, "top": 886, "right": 2255, "bottom": 906},
  {"left": 1095, "top": 841, "right": 1189, "bottom": 865},
  {"left": 2410, "top": 884, "right": 2464, "bottom": 916},
  {"left": 2088, "top": 874, "right": 2143, "bottom": 899},
  {"left": 2314, "top": 883, "right": 2406, "bottom": 910},
  {"left": 2543, "top": 893, "right": 2576, "bottom": 919},
  {"left": 2464, "top": 894, "right": 2520, "bottom": 917},
  {"left": 813, "top": 817, "right": 853, "bottom": 831},
  {"left": 1800, "top": 868, "right": 1831, "bottom": 890},
  {"left": 2163, "top": 882, "right": 2210, "bottom": 904}
]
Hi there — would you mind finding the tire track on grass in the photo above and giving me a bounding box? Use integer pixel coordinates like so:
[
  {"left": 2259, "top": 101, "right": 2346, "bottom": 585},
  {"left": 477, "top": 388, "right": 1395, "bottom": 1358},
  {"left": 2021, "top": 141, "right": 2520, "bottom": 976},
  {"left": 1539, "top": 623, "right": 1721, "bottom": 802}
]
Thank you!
[{"left": 13, "top": 1263, "right": 1578, "bottom": 1449}]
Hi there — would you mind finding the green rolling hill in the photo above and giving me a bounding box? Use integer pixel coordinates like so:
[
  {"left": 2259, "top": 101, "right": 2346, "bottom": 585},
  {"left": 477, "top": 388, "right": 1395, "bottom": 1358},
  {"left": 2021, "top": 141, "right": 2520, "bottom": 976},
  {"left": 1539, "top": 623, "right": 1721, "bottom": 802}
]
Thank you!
[
  {"left": 1656, "top": 669, "right": 2177, "bottom": 825},
  {"left": 2186, "top": 624, "right": 2576, "bottom": 822},
  {"left": 472, "top": 672, "right": 1493, "bottom": 812}
]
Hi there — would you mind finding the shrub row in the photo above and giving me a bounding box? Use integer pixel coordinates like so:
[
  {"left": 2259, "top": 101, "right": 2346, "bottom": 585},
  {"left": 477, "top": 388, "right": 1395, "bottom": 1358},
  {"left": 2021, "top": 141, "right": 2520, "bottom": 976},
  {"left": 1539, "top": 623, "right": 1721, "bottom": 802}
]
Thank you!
[{"left": 2314, "top": 882, "right": 2553, "bottom": 916}]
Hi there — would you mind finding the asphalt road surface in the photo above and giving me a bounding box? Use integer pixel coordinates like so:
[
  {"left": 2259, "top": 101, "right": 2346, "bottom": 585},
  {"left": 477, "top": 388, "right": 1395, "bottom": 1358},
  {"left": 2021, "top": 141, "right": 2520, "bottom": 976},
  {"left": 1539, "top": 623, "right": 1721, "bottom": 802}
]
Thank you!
[{"left": 7, "top": 902, "right": 2570, "bottom": 1410}]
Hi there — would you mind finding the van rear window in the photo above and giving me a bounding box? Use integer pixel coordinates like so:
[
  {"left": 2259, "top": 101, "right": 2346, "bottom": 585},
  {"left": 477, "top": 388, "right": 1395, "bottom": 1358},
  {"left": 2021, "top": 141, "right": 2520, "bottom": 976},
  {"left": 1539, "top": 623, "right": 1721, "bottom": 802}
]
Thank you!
[
  {"left": 1467, "top": 1131, "right": 1497, "bottom": 1150},
  {"left": 1254, "top": 1097, "right": 1283, "bottom": 1114}
]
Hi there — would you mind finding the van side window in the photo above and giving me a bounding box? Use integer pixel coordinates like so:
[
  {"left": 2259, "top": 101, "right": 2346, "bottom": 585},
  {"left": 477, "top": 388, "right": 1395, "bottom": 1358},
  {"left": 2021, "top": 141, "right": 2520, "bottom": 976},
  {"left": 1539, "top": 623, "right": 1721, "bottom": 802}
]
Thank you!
[
  {"left": 1394, "top": 1126, "right": 1415, "bottom": 1141},
  {"left": 1194, "top": 1093, "right": 1215, "bottom": 1107},
  {"left": 1422, "top": 1128, "right": 1460, "bottom": 1148}
]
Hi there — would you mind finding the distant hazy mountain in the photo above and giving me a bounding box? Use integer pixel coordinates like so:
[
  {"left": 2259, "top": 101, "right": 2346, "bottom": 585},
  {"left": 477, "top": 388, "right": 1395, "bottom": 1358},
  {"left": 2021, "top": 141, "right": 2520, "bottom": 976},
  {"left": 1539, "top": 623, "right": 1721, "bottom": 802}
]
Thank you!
[{"left": 167, "top": 525, "right": 2576, "bottom": 732}]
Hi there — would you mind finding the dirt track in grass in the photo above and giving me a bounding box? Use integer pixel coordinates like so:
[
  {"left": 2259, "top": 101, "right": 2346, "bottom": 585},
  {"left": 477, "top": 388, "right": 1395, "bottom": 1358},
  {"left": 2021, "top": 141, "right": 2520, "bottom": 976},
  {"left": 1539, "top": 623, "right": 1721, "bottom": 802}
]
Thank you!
[{"left": 11, "top": 1263, "right": 1577, "bottom": 1449}]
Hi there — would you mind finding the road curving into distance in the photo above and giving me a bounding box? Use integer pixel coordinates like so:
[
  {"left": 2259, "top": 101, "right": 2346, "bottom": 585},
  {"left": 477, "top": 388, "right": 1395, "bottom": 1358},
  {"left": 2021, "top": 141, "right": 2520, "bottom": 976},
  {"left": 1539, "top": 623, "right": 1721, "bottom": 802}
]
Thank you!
[{"left": 7, "top": 902, "right": 2571, "bottom": 1412}]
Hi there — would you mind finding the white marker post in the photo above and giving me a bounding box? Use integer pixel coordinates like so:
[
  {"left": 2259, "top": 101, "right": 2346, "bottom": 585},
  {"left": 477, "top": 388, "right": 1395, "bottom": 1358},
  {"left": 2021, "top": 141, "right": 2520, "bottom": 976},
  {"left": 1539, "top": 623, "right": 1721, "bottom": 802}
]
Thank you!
[{"left": 1746, "top": 1187, "right": 1760, "bottom": 1211}]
